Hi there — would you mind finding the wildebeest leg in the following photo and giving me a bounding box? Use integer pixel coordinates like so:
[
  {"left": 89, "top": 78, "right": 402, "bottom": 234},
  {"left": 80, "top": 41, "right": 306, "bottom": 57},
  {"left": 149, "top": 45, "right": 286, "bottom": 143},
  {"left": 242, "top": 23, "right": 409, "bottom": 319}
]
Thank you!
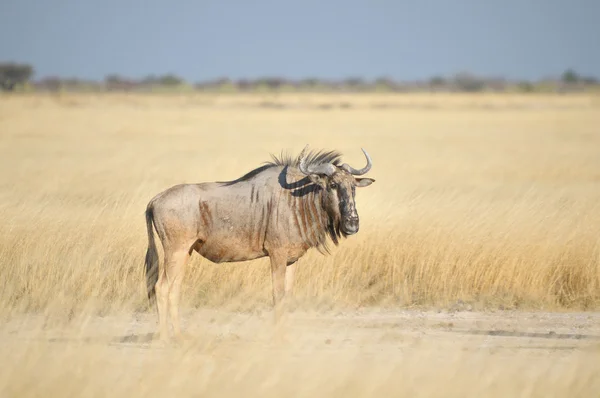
[
  {"left": 154, "top": 251, "right": 170, "bottom": 341},
  {"left": 155, "top": 244, "right": 191, "bottom": 342},
  {"left": 285, "top": 260, "right": 296, "bottom": 297},
  {"left": 269, "top": 251, "right": 287, "bottom": 325},
  {"left": 166, "top": 247, "right": 192, "bottom": 341}
]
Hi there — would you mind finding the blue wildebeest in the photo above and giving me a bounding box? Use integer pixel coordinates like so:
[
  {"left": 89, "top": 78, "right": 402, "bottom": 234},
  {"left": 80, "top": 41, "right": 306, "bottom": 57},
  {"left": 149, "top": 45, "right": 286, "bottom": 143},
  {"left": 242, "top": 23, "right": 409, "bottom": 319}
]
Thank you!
[{"left": 144, "top": 146, "right": 375, "bottom": 341}]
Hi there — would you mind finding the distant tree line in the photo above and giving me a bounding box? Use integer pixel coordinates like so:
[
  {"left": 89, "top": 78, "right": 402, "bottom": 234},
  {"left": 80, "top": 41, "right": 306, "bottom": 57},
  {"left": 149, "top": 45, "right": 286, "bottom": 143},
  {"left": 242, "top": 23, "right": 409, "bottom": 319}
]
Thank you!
[{"left": 1, "top": 62, "right": 598, "bottom": 93}]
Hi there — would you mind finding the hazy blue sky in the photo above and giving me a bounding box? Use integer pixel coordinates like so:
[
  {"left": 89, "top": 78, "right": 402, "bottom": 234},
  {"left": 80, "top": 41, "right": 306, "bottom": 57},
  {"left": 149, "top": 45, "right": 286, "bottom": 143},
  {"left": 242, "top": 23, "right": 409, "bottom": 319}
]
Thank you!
[{"left": 1, "top": 0, "right": 598, "bottom": 81}]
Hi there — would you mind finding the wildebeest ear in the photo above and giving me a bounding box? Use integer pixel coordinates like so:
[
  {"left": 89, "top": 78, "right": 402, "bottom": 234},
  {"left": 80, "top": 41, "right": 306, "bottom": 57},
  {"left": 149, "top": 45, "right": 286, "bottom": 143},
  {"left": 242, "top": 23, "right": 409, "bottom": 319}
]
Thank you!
[
  {"left": 354, "top": 178, "right": 375, "bottom": 187},
  {"left": 308, "top": 174, "right": 327, "bottom": 188}
]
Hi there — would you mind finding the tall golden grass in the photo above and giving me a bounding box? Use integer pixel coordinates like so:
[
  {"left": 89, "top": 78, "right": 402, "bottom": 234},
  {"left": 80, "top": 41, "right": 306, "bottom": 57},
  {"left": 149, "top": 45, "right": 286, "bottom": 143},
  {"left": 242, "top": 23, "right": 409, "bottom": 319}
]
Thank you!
[
  {"left": 1, "top": 93, "right": 599, "bottom": 315},
  {"left": 1, "top": 93, "right": 600, "bottom": 398}
]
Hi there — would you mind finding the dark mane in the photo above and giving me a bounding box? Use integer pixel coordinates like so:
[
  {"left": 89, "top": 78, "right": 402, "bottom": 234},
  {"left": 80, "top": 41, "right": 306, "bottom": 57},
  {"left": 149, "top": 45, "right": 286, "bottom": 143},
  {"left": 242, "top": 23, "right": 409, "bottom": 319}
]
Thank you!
[
  {"left": 266, "top": 148, "right": 343, "bottom": 168},
  {"left": 219, "top": 148, "right": 343, "bottom": 186}
]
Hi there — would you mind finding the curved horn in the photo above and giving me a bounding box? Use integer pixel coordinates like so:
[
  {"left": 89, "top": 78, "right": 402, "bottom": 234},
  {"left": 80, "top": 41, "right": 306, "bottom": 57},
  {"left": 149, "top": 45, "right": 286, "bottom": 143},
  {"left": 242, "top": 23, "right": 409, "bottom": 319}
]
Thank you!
[
  {"left": 298, "top": 145, "right": 336, "bottom": 176},
  {"left": 341, "top": 148, "right": 372, "bottom": 175}
]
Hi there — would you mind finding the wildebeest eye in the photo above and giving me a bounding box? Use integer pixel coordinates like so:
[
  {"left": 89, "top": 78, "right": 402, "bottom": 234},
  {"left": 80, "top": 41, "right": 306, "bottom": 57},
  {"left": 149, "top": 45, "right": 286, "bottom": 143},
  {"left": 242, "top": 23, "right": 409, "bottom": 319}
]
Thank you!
[{"left": 329, "top": 182, "right": 337, "bottom": 189}]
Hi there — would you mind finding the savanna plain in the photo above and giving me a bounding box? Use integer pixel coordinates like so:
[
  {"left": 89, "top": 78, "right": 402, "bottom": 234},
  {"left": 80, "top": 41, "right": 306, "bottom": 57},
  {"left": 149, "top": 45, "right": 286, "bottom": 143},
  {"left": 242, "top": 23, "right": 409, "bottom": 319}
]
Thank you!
[{"left": 1, "top": 92, "right": 599, "bottom": 397}]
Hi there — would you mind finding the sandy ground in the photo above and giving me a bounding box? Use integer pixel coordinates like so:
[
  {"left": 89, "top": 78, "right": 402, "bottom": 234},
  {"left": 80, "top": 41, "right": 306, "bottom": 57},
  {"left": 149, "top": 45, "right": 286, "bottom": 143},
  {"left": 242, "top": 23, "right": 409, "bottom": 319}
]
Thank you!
[
  {"left": 4, "top": 308, "right": 599, "bottom": 348},
  {"left": 2, "top": 309, "right": 600, "bottom": 397},
  {"left": 3, "top": 308, "right": 600, "bottom": 364}
]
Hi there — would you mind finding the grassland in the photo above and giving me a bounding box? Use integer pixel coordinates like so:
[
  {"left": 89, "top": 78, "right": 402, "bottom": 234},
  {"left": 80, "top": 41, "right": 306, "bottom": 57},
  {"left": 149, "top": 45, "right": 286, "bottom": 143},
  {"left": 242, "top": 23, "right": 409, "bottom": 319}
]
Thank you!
[{"left": 0, "top": 92, "right": 599, "bottom": 397}]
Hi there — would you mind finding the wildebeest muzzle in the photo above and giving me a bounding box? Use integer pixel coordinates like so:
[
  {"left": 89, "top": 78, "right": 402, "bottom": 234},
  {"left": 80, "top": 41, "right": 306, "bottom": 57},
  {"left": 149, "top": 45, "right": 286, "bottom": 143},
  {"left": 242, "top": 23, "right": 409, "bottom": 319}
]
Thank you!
[{"left": 342, "top": 215, "right": 359, "bottom": 235}]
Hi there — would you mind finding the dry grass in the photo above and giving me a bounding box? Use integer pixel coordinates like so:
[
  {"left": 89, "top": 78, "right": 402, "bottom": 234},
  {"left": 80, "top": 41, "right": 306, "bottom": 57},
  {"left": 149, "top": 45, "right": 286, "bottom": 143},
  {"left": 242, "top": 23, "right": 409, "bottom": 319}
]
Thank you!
[
  {"left": 1, "top": 92, "right": 600, "bottom": 397},
  {"left": 1, "top": 92, "right": 599, "bottom": 313}
]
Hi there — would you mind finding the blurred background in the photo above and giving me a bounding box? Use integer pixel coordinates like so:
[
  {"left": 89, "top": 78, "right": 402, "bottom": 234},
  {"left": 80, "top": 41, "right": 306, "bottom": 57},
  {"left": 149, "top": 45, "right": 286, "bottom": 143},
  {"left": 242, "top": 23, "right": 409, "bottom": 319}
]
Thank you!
[{"left": 1, "top": 1, "right": 599, "bottom": 94}]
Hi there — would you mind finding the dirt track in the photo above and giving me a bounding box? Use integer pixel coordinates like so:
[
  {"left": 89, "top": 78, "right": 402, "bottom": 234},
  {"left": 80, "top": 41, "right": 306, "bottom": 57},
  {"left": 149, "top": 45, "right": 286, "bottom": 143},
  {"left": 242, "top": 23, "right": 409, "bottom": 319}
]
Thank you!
[
  {"left": 2, "top": 309, "right": 600, "bottom": 397},
  {"left": 4, "top": 308, "right": 600, "bottom": 354}
]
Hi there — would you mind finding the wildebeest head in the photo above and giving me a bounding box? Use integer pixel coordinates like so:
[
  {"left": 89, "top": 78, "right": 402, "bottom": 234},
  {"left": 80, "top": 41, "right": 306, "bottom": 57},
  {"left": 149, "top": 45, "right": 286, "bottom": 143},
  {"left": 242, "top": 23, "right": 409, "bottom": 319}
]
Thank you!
[{"left": 298, "top": 147, "right": 375, "bottom": 236}]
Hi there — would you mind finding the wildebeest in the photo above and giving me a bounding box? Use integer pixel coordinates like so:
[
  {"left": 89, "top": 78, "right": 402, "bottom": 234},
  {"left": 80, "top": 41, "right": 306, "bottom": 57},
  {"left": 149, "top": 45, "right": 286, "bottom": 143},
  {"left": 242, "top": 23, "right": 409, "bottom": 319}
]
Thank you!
[{"left": 144, "top": 146, "right": 375, "bottom": 341}]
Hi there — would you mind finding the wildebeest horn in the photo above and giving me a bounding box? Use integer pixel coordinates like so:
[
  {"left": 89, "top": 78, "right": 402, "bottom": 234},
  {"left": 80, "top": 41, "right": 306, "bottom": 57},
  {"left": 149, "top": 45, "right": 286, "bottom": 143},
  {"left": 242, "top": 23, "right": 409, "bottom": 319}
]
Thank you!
[
  {"left": 298, "top": 145, "right": 336, "bottom": 176},
  {"left": 341, "top": 148, "right": 372, "bottom": 175}
]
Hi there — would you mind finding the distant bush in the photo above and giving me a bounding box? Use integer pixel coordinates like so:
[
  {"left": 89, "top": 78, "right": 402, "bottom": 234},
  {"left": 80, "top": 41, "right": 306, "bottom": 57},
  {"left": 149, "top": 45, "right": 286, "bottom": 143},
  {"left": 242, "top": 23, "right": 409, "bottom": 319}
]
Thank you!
[
  {"left": 155, "top": 74, "right": 185, "bottom": 86},
  {"left": 35, "top": 77, "right": 63, "bottom": 92},
  {"left": 581, "top": 76, "right": 598, "bottom": 85},
  {"left": 374, "top": 77, "right": 396, "bottom": 92},
  {"left": 105, "top": 75, "right": 139, "bottom": 91},
  {"left": 517, "top": 81, "right": 535, "bottom": 93},
  {"left": 561, "top": 69, "right": 580, "bottom": 84},
  {"left": 0, "top": 62, "right": 34, "bottom": 91},
  {"left": 453, "top": 72, "right": 485, "bottom": 92},
  {"left": 343, "top": 77, "right": 366, "bottom": 91},
  {"left": 429, "top": 76, "right": 446, "bottom": 86}
]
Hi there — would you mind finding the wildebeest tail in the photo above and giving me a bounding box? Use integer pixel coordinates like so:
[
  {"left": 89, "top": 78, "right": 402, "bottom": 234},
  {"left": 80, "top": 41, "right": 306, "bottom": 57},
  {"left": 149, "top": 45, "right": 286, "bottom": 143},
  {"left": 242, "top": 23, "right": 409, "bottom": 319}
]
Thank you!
[{"left": 144, "top": 205, "right": 159, "bottom": 306}]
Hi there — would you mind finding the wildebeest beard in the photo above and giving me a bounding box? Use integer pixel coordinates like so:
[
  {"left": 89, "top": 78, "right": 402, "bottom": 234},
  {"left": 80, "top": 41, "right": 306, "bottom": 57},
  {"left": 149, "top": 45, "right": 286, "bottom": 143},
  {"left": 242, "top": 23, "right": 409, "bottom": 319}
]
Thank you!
[{"left": 278, "top": 166, "right": 345, "bottom": 254}]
